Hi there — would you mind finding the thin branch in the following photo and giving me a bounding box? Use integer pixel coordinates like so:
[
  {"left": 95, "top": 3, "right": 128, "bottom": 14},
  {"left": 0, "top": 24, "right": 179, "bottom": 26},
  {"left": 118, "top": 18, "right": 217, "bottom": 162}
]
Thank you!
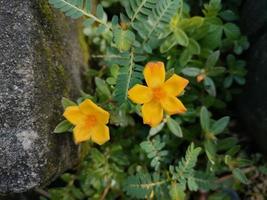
[{"left": 100, "top": 181, "right": 112, "bottom": 200}]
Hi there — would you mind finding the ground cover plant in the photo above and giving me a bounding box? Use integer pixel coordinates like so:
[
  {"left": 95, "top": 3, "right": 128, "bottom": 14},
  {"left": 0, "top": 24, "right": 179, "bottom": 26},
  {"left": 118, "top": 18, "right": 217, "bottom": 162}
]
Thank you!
[{"left": 40, "top": 0, "right": 267, "bottom": 199}]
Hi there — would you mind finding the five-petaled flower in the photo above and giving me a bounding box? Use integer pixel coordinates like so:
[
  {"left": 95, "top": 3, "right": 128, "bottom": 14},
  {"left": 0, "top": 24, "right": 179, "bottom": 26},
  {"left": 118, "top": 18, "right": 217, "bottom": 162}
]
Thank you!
[
  {"left": 63, "top": 99, "right": 110, "bottom": 145},
  {"left": 128, "top": 62, "right": 189, "bottom": 127}
]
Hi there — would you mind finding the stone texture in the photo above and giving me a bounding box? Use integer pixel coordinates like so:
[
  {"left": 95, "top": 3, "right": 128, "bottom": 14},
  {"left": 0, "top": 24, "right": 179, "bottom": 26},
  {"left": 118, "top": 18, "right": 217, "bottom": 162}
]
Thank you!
[
  {"left": 236, "top": 0, "right": 267, "bottom": 153},
  {"left": 0, "top": 0, "right": 86, "bottom": 193}
]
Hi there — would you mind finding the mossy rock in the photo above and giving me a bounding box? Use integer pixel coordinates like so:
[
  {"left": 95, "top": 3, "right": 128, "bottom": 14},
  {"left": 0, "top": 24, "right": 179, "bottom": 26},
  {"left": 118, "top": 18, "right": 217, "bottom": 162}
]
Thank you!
[{"left": 0, "top": 0, "right": 87, "bottom": 194}]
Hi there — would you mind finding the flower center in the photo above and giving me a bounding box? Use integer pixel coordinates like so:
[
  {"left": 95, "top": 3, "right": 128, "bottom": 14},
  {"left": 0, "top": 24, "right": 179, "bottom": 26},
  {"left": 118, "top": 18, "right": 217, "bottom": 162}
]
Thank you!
[
  {"left": 152, "top": 87, "right": 166, "bottom": 100},
  {"left": 85, "top": 115, "right": 97, "bottom": 127}
]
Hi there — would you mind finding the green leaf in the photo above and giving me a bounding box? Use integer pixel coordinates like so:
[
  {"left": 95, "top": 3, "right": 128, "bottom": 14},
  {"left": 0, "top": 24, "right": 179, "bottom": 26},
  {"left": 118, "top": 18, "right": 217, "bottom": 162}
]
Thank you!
[
  {"left": 211, "top": 116, "right": 230, "bottom": 135},
  {"left": 204, "top": 77, "right": 216, "bottom": 96},
  {"left": 173, "top": 143, "right": 202, "bottom": 180},
  {"left": 167, "top": 117, "right": 183, "bottom": 138},
  {"left": 149, "top": 122, "right": 165, "bottom": 137},
  {"left": 160, "top": 35, "right": 177, "bottom": 53},
  {"left": 179, "top": 49, "right": 192, "bottom": 67},
  {"left": 114, "top": 28, "right": 135, "bottom": 52},
  {"left": 182, "top": 67, "right": 201, "bottom": 77},
  {"left": 48, "top": 0, "right": 109, "bottom": 28},
  {"left": 96, "top": 4, "right": 105, "bottom": 19},
  {"left": 204, "top": 140, "right": 216, "bottom": 165},
  {"left": 207, "top": 67, "right": 225, "bottom": 76},
  {"left": 200, "top": 25, "right": 223, "bottom": 50},
  {"left": 114, "top": 51, "right": 143, "bottom": 104},
  {"left": 233, "top": 168, "right": 249, "bottom": 184},
  {"left": 54, "top": 120, "right": 73, "bottom": 133},
  {"left": 135, "top": 0, "right": 180, "bottom": 46},
  {"left": 219, "top": 10, "right": 238, "bottom": 21},
  {"left": 224, "top": 23, "right": 241, "bottom": 40},
  {"left": 200, "top": 106, "right": 210, "bottom": 132},
  {"left": 95, "top": 77, "right": 111, "bottom": 97},
  {"left": 169, "top": 183, "right": 185, "bottom": 200},
  {"left": 174, "top": 29, "right": 189, "bottom": 47},
  {"left": 205, "top": 51, "right": 220, "bottom": 68},
  {"left": 61, "top": 97, "right": 77, "bottom": 109},
  {"left": 123, "top": 172, "right": 165, "bottom": 199},
  {"left": 187, "top": 39, "right": 201, "bottom": 55},
  {"left": 224, "top": 76, "right": 233, "bottom": 88}
]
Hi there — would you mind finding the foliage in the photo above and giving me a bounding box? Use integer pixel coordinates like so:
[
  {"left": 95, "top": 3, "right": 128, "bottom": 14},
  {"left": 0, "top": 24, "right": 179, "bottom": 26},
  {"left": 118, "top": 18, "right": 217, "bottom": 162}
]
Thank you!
[{"left": 41, "top": 0, "right": 265, "bottom": 199}]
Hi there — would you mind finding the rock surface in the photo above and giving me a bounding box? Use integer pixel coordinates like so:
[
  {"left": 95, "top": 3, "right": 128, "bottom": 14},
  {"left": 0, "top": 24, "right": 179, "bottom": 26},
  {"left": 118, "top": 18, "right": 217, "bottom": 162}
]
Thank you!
[
  {"left": 0, "top": 0, "right": 86, "bottom": 193},
  {"left": 237, "top": 0, "right": 267, "bottom": 153}
]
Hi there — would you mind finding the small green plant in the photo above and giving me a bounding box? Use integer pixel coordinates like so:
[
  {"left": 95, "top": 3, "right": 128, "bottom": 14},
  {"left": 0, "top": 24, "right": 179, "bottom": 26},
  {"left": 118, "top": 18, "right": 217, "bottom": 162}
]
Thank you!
[{"left": 39, "top": 0, "right": 266, "bottom": 199}]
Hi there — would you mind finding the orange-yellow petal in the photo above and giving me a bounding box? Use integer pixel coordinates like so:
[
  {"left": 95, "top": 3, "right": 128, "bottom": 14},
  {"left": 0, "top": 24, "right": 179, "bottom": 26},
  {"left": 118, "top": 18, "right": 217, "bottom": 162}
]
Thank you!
[
  {"left": 142, "top": 100, "right": 163, "bottom": 127},
  {"left": 144, "top": 62, "right": 165, "bottom": 88},
  {"left": 128, "top": 84, "right": 153, "bottom": 104},
  {"left": 63, "top": 106, "right": 87, "bottom": 125},
  {"left": 91, "top": 124, "right": 110, "bottom": 145},
  {"left": 73, "top": 123, "right": 91, "bottom": 144},
  {"left": 161, "top": 96, "right": 187, "bottom": 115},
  {"left": 163, "top": 74, "right": 189, "bottom": 97},
  {"left": 79, "top": 99, "right": 109, "bottom": 124}
]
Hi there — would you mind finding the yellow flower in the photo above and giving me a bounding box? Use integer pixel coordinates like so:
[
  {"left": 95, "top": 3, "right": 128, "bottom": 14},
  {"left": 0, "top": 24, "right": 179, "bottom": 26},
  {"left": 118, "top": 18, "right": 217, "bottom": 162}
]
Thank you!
[
  {"left": 128, "top": 62, "right": 189, "bottom": 127},
  {"left": 63, "top": 99, "right": 110, "bottom": 145}
]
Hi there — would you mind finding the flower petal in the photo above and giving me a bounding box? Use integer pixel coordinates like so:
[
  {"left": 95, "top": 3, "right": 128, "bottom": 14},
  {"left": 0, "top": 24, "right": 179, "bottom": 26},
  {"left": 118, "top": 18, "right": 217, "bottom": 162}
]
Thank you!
[
  {"left": 142, "top": 100, "right": 163, "bottom": 127},
  {"left": 163, "top": 74, "right": 189, "bottom": 97},
  {"left": 161, "top": 96, "right": 187, "bottom": 115},
  {"left": 73, "top": 123, "right": 91, "bottom": 144},
  {"left": 91, "top": 124, "right": 110, "bottom": 145},
  {"left": 63, "top": 106, "right": 86, "bottom": 125},
  {"left": 144, "top": 62, "right": 165, "bottom": 88},
  {"left": 79, "top": 99, "right": 110, "bottom": 124},
  {"left": 128, "top": 84, "right": 153, "bottom": 104}
]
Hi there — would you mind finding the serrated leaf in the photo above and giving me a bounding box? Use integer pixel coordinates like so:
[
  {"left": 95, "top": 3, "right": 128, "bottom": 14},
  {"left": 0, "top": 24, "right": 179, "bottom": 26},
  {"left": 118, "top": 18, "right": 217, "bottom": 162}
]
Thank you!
[{"left": 54, "top": 120, "right": 73, "bottom": 133}]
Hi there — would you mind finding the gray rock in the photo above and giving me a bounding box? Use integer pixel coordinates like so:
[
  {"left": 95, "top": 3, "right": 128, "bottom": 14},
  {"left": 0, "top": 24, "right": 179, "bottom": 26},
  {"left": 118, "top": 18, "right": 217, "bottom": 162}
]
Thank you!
[
  {"left": 0, "top": 0, "right": 87, "bottom": 193},
  {"left": 237, "top": 0, "right": 267, "bottom": 153}
]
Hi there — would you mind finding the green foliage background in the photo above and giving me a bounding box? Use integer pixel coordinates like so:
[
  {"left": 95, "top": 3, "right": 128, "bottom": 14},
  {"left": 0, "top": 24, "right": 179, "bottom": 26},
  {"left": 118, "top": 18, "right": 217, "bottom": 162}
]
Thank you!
[{"left": 43, "top": 0, "right": 267, "bottom": 199}]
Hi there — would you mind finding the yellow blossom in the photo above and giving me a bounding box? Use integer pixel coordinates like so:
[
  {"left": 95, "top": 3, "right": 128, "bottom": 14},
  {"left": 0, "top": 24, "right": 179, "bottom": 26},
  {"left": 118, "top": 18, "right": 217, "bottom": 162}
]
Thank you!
[
  {"left": 63, "top": 99, "right": 110, "bottom": 145},
  {"left": 128, "top": 62, "right": 189, "bottom": 127}
]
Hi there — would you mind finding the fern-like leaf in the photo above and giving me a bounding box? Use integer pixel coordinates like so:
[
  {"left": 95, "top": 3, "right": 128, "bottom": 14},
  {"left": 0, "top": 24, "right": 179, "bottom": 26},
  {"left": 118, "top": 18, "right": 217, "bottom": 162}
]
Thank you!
[
  {"left": 125, "top": 0, "right": 157, "bottom": 24},
  {"left": 113, "top": 49, "right": 143, "bottom": 104},
  {"left": 131, "top": 0, "right": 180, "bottom": 47},
  {"left": 48, "top": 0, "right": 109, "bottom": 28},
  {"left": 140, "top": 137, "right": 168, "bottom": 171},
  {"left": 170, "top": 143, "right": 201, "bottom": 190},
  {"left": 123, "top": 172, "right": 167, "bottom": 199}
]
